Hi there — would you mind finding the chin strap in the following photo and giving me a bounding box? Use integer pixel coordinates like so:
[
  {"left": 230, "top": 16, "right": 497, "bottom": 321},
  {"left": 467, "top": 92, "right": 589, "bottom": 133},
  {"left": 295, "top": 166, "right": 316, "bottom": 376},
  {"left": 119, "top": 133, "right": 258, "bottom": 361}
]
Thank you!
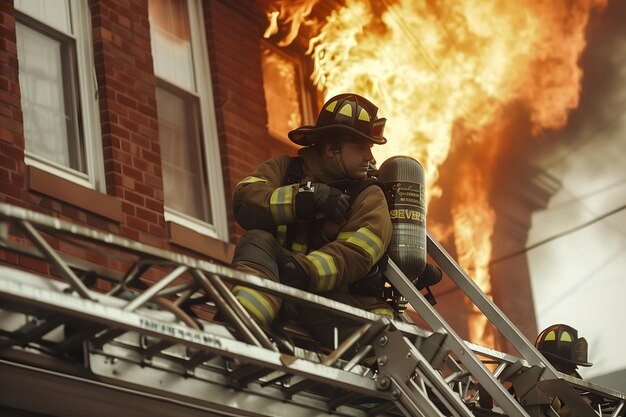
[{"left": 332, "top": 147, "right": 356, "bottom": 180}]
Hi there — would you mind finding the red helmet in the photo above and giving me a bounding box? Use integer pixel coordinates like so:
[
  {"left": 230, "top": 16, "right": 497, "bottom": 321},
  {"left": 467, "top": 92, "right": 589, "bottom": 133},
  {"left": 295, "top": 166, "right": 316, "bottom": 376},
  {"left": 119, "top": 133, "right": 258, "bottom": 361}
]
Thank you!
[
  {"left": 288, "top": 93, "right": 387, "bottom": 146},
  {"left": 535, "top": 324, "right": 592, "bottom": 369}
]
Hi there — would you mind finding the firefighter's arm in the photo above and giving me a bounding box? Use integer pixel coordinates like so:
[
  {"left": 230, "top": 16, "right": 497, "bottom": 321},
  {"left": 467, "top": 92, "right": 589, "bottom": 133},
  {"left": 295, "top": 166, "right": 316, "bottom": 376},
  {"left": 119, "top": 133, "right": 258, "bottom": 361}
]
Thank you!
[
  {"left": 233, "top": 157, "right": 350, "bottom": 231},
  {"left": 233, "top": 156, "right": 298, "bottom": 231},
  {"left": 291, "top": 186, "right": 392, "bottom": 292}
]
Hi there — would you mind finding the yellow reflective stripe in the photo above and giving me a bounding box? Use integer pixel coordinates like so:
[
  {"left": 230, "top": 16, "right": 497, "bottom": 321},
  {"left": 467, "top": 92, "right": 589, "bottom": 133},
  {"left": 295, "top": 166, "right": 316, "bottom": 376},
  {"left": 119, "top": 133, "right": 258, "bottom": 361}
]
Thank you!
[
  {"left": 545, "top": 330, "right": 556, "bottom": 341},
  {"left": 368, "top": 307, "right": 394, "bottom": 316},
  {"left": 337, "top": 232, "right": 353, "bottom": 241},
  {"left": 270, "top": 185, "right": 295, "bottom": 224},
  {"left": 307, "top": 251, "right": 337, "bottom": 291},
  {"left": 237, "top": 176, "right": 267, "bottom": 186},
  {"left": 291, "top": 242, "right": 308, "bottom": 253},
  {"left": 339, "top": 103, "right": 353, "bottom": 117},
  {"left": 346, "top": 227, "right": 384, "bottom": 264},
  {"left": 232, "top": 286, "right": 275, "bottom": 326},
  {"left": 276, "top": 225, "right": 287, "bottom": 246}
]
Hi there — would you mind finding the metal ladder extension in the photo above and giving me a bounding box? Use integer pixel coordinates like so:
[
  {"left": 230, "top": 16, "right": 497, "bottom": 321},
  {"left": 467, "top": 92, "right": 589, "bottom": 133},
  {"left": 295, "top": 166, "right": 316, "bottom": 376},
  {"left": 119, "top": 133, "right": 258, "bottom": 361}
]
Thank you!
[
  {"left": 382, "top": 234, "right": 625, "bottom": 417},
  {"left": 0, "top": 203, "right": 623, "bottom": 417}
]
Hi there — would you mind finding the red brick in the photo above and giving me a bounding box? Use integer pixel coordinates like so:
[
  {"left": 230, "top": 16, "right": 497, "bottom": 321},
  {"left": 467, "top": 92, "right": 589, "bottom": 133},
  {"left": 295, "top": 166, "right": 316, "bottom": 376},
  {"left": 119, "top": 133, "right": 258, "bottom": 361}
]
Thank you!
[
  {"left": 126, "top": 215, "right": 149, "bottom": 233},
  {"left": 121, "top": 201, "right": 136, "bottom": 215},
  {"left": 19, "top": 256, "right": 50, "bottom": 275},
  {"left": 145, "top": 197, "right": 163, "bottom": 212},
  {"left": 119, "top": 225, "right": 140, "bottom": 241},
  {"left": 124, "top": 189, "right": 145, "bottom": 205},
  {"left": 136, "top": 207, "right": 158, "bottom": 224}
]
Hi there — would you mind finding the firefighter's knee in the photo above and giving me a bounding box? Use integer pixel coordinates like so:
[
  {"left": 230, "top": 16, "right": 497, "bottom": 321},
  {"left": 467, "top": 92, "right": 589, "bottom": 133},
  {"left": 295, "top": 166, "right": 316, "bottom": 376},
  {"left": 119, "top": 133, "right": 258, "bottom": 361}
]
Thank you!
[
  {"left": 232, "top": 285, "right": 280, "bottom": 329},
  {"left": 232, "top": 230, "right": 282, "bottom": 280}
]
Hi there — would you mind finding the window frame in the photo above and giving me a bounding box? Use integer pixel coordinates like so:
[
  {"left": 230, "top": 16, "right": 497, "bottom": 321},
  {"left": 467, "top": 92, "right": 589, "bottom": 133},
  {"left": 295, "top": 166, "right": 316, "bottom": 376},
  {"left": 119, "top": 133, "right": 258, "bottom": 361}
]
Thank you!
[
  {"left": 151, "top": 0, "right": 228, "bottom": 241},
  {"left": 261, "top": 40, "right": 316, "bottom": 145},
  {"left": 14, "top": 1, "right": 104, "bottom": 192}
]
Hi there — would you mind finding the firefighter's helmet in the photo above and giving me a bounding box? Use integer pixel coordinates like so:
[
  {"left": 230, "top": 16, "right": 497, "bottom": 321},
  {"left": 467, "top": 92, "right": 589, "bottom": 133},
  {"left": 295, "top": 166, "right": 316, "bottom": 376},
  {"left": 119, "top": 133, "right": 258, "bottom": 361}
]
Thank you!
[
  {"left": 288, "top": 93, "right": 387, "bottom": 146},
  {"left": 535, "top": 324, "right": 592, "bottom": 368}
]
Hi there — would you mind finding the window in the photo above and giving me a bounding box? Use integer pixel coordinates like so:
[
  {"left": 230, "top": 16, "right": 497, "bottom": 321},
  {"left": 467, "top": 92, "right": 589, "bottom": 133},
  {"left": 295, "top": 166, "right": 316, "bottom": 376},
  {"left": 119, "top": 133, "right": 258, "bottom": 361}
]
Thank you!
[
  {"left": 14, "top": 0, "right": 103, "bottom": 190},
  {"left": 261, "top": 43, "right": 313, "bottom": 144},
  {"left": 149, "top": 0, "right": 227, "bottom": 240}
]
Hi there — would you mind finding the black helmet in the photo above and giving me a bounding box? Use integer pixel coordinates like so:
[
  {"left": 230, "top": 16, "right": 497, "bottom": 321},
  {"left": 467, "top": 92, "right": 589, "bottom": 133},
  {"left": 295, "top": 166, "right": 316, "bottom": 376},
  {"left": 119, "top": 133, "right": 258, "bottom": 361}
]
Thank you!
[
  {"left": 288, "top": 93, "right": 387, "bottom": 146},
  {"left": 535, "top": 324, "right": 592, "bottom": 369}
]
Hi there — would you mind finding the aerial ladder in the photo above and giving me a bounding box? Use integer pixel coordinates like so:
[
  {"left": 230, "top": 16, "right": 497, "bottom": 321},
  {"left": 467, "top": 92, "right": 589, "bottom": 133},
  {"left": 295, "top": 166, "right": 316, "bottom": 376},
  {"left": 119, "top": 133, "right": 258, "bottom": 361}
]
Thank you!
[{"left": 0, "top": 202, "right": 624, "bottom": 417}]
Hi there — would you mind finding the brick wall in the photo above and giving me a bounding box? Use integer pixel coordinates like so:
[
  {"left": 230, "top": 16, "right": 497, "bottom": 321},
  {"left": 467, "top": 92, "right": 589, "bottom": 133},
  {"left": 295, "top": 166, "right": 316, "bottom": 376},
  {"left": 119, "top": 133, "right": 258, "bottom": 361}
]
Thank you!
[
  {"left": 91, "top": 0, "right": 165, "bottom": 248},
  {"left": 0, "top": 0, "right": 272, "bottom": 274},
  {"left": 0, "top": 1, "right": 25, "bottom": 207},
  {"left": 202, "top": 0, "right": 271, "bottom": 240}
]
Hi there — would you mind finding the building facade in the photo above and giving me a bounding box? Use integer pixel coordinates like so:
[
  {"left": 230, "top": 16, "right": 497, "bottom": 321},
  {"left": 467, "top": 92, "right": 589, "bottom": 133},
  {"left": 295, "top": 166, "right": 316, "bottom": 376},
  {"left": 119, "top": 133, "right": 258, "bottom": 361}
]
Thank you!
[{"left": 0, "top": 0, "right": 311, "bottom": 270}]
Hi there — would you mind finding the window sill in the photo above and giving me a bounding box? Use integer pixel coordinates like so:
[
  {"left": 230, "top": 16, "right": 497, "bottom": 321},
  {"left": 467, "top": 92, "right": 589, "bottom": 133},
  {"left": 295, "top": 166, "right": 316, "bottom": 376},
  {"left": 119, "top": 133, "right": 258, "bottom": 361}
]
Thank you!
[
  {"left": 167, "top": 221, "right": 234, "bottom": 264},
  {"left": 28, "top": 166, "right": 123, "bottom": 222}
]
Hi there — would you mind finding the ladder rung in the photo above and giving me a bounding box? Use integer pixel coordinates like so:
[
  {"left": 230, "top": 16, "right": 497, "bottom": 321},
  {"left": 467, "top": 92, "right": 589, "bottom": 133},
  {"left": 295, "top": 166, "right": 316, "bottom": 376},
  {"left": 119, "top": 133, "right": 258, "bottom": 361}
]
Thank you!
[
  {"left": 57, "top": 326, "right": 104, "bottom": 354},
  {"left": 141, "top": 339, "right": 175, "bottom": 360},
  {"left": 227, "top": 363, "right": 276, "bottom": 388}
]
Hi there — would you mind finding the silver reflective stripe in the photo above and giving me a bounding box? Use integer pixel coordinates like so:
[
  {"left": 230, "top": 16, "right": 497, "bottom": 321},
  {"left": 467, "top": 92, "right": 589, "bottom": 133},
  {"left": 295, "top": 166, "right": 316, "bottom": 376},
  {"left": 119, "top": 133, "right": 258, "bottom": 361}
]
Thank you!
[
  {"left": 307, "top": 251, "right": 337, "bottom": 291},
  {"left": 233, "top": 286, "right": 274, "bottom": 326},
  {"left": 346, "top": 227, "right": 383, "bottom": 265}
]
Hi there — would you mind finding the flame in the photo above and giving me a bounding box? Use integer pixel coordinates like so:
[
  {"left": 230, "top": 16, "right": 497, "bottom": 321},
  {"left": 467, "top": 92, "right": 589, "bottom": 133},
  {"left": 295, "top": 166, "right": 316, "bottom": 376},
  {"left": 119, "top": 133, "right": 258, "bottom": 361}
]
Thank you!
[
  {"left": 264, "top": 11, "right": 280, "bottom": 39},
  {"left": 452, "top": 154, "right": 497, "bottom": 346},
  {"left": 265, "top": 0, "right": 606, "bottom": 346},
  {"left": 262, "top": 1, "right": 321, "bottom": 46}
]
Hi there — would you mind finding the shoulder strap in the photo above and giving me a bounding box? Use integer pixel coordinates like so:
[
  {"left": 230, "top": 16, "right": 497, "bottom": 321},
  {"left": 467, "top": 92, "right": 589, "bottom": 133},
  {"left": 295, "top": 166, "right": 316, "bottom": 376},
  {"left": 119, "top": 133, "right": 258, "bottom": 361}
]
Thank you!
[{"left": 282, "top": 157, "right": 304, "bottom": 185}]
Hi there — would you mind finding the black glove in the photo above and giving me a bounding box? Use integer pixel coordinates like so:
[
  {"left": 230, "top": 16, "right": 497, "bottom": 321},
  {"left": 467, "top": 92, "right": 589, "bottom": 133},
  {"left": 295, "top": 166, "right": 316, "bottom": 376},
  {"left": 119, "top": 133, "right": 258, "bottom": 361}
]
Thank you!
[
  {"left": 348, "top": 265, "right": 385, "bottom": 296},
  {"left": 414, "top": 263, "right": 442, "bottom": 290},
  {"left": 295, "top": 182, "right": 349, "bottom": 224},
  {"left": 278, "top": 255, "right": 310, "bottom": 290}
]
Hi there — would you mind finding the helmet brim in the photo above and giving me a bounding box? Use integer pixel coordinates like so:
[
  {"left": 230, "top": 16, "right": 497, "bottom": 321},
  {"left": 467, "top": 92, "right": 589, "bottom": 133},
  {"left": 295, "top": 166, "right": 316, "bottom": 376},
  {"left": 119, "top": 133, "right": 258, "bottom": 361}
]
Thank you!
[
  {"left": 541, "top": 350, "right": 593, "bottom": 367},
  {"left": 288, "top": 124, "right": 387, "bottom": 146}
]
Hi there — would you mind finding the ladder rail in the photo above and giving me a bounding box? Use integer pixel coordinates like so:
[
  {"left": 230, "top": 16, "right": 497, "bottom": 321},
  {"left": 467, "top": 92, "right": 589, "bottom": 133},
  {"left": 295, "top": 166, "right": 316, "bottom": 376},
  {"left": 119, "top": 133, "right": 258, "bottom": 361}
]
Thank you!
[
  {"left": 1, "top": 202, "right": 624, "bottom": 417},
  {"left": 0, "top": 206, "right": 474, "bottom": 417},
  {"left": 0, "top": 203, "right": 424, "bottom": 338},
  {"left": 0, "top": 267, "right": 387, "bottom": 399},
  {"left": 384, "top": 260, "right": 531, "bottom": 417},
  {"left": 426, "top": 231, "right": 561, "bottom": 380}
]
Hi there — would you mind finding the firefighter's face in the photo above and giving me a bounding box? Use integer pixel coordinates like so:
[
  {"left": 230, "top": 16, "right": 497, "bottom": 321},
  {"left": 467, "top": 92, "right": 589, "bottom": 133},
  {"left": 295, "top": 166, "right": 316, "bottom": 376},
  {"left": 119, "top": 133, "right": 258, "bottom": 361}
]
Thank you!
[{"left": 338, "top": 140, "right": 375, "bottom": 179}]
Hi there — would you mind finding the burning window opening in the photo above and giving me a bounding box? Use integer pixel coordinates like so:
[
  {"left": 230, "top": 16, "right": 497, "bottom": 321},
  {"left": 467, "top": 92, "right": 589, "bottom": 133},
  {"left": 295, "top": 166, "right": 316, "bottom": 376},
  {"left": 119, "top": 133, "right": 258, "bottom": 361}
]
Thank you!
[
  {"left": 261, "top": 0, "right": 607, "bottom": 348},
  {"left": 261, "top": 43, "right": 313, "bottom": 144}
]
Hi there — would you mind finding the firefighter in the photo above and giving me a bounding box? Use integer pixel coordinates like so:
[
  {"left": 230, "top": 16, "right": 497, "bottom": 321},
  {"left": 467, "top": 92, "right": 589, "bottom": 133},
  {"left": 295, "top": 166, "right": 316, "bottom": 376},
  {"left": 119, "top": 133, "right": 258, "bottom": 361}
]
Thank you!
[
  {"left": 535, "top": 323, "right": 592, "bottom": 378},
  {"left": 535, "top": 324, "right": 593, "bottom": 416},
  {"left": 229, "top": 93, "right": 393, "bottom": 346}
]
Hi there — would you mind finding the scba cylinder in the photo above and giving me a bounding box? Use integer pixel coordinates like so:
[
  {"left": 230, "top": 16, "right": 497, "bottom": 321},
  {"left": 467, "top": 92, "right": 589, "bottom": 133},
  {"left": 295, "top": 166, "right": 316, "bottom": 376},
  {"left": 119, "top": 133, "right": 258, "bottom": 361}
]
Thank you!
[{"left": 378, "top": 156, "right": 427, "bottom": 281}]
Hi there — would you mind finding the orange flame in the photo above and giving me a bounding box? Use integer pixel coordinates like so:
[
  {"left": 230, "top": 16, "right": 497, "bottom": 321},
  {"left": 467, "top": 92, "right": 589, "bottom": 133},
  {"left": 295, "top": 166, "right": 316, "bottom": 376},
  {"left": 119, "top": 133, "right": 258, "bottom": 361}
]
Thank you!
[
  {"left": 262, "top": 0, "right": 321, "bottom": 46},
  {"left": 265, "top": 0, "right": 606, "bottom": 346}
]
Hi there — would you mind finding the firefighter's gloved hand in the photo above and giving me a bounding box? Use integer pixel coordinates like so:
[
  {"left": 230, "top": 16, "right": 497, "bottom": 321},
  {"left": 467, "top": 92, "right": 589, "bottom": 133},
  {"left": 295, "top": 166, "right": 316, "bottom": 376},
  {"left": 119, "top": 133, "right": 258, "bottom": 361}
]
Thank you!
[
  {"left": 295, "top": 182, "right": 349, "bottom": 224},
  {"left": 294, "top": 182, "right": 349, "bottom": 223},
  {"left": 278, "top": 255, "right": 310, "bottom": 290},
  {"left": 413, "top": 263, "right": 442, "bottom": 290}
]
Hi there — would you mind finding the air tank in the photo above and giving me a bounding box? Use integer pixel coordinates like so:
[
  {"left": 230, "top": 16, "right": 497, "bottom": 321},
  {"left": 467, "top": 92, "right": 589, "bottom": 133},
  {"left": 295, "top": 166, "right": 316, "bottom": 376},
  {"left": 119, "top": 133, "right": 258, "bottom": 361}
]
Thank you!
[{"left": 378, "top": 156, "right": 427, "bottom": 281}]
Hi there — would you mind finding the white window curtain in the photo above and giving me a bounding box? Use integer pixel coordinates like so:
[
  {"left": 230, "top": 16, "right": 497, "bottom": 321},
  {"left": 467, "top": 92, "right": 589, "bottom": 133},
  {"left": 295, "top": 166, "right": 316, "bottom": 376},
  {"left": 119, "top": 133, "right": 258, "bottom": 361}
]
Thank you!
[
  {"left": 15, "top": 0, "right": 103, "bottom": 190},
  {"left": 149, "top": 0, "right": 227, "bottom": 239}
]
